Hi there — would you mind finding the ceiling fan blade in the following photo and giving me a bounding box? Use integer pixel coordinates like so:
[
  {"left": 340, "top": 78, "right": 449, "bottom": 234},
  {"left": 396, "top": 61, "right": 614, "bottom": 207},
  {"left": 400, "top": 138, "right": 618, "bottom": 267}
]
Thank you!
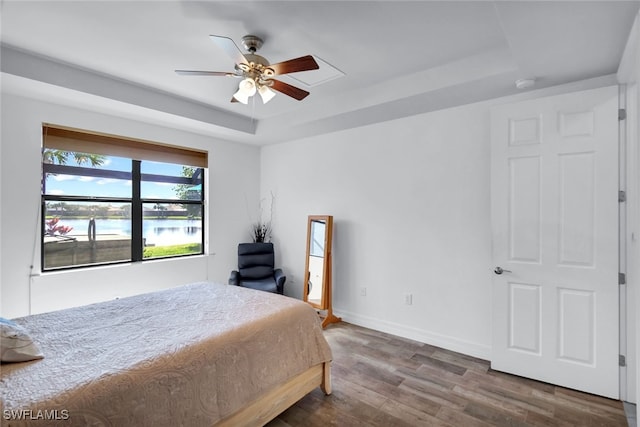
[
  {"left": 210, "top": 35, "right": 247, "bottom": 66},
  {"left": 175, "top": 70, "right": 236, "bottom": 76},
  {"left": 270, "top": 79, "right": 310, "bottom": 101},
  {"left": 269, "top": 55, "right": 319, "bottom": 75}
]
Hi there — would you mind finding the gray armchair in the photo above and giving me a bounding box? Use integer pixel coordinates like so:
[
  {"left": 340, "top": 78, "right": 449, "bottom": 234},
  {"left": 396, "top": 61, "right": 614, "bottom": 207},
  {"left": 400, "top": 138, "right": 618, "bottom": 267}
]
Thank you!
[{"left": 229, "top": 242, "right": 286, "bottom": 294}]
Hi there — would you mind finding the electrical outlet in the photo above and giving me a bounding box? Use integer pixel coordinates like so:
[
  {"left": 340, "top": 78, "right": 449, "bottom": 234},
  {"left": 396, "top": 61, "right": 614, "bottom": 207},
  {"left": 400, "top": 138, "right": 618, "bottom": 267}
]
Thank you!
[
  {"left": 360, "top": 287, "right": 367, "bottom": 297},
  {"left": 404, "top": 293, "right": 413, "bottom": 305}
]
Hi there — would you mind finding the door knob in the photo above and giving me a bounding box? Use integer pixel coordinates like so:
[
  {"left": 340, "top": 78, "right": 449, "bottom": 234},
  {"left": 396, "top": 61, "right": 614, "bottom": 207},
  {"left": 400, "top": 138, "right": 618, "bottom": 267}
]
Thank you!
[{"left": 494, "top": 266, "right": 512, "bottom": 275}]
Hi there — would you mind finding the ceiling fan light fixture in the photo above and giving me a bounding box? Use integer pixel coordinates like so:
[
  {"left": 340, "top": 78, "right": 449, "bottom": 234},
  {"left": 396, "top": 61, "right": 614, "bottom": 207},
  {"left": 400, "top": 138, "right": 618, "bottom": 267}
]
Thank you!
[
  {"left": 238, "top": 77, "right": 257, "bottom": 95},
  {"left": 258, "top": 85, "right": 276, "bottom": 104},
  {"left": 232, "top": 90, "right": 250, "bottom": 104},
  {"left": 233, "top": 77, "right": 257, "bottom": 104}
]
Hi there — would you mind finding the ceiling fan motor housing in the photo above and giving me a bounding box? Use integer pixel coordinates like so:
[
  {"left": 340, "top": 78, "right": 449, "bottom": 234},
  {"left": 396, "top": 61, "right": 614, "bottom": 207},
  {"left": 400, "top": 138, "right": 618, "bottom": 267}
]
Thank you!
[
  {"left": 236, "top": 52, "right": 275, "bottom": 84},
  {"left": 241, "top": 35, "right": 264, "bottom": 53}
]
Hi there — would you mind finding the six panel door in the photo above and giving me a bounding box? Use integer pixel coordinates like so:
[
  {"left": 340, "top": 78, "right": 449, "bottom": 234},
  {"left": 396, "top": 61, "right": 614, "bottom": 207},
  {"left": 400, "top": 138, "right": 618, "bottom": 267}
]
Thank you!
[{"left": 490, "top": 86, "right": 619, "bottom": 398}]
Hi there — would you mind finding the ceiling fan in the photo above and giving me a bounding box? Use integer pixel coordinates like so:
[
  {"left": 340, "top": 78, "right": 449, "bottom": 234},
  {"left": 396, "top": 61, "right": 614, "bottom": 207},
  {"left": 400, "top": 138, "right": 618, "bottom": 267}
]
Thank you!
[{"left": 175, "top": 35, "right": 319, "bottom": 104}]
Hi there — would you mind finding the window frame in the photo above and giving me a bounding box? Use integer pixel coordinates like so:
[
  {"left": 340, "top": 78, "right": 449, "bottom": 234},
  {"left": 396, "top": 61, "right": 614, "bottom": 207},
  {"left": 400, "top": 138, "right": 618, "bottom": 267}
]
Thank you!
[{"left": 41, "top": 124, "right": 207, "bottom": 272}]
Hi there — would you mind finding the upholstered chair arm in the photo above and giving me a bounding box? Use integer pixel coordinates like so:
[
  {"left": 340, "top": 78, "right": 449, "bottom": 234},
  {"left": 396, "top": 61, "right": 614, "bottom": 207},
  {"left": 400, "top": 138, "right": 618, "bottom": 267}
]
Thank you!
[
  {"left": 229, "top": 270, "right": 240, "bottom": 287},
  {"left": 274, "top": 268, "right": 286, "bottom": 295}
]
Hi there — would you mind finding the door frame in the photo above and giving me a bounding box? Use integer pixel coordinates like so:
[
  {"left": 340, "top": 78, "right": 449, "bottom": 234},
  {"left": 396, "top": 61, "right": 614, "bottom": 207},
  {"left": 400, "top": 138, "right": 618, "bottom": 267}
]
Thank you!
[{"left": 621, "top": 82, "right": 638, "bottom": 403}]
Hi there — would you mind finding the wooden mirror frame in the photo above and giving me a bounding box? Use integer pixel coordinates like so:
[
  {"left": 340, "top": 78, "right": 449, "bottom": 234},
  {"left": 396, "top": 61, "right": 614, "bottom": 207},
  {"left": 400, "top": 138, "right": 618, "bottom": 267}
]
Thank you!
[{"left": 303, "top": 215, "right": 340, "bottom": 328}]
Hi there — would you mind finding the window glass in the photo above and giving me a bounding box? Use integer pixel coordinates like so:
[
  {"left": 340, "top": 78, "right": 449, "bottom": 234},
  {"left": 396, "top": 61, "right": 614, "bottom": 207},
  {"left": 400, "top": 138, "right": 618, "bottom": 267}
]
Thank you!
[
  {"left": 141, "top": 161, "right": 203, "bottom": 201},
  {"left": 42, "top": 145, "right": 205, "bottom": 271},
  {"left": 142, "top": 203, "right": 203, "bottom": 259},
  {"left": 43, "top": 201, "right": 131, "bottom": 270},
  {"left": 43, "top": 152, "right": 132, "bottom": 198}
]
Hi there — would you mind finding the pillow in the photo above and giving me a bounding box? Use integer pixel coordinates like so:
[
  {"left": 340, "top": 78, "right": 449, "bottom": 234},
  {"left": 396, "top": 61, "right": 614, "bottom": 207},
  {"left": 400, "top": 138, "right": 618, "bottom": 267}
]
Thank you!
[{"left": 0, "top": 317, "right": 44, "bottom": 363}]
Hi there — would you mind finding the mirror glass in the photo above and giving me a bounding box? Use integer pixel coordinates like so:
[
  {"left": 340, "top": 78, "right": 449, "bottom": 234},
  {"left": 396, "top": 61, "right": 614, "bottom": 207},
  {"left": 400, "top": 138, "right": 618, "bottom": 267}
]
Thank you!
[
  {"left": 307, "top": 219, "right": 326, "bottom": 306},
  {"left": 303, "top": 215, "right": 332, "bottom": 310}
]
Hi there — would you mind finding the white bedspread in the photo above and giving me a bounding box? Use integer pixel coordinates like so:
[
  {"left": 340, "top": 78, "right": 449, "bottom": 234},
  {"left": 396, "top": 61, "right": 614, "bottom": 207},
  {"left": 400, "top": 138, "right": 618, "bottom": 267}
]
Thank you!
[{"left": 0, "top": 282, "right": 332, "bottom": 426}]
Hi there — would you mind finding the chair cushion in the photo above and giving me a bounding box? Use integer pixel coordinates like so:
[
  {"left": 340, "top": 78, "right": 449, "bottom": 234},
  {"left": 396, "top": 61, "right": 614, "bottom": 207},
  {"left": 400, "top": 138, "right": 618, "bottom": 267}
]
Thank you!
[
  {"left": 239, "top": 278, "right": 278, "bottom": 293},
  {"left": 238, "top": 242, "right": 274, "bottom": 257},
  {"left": 238, "top": 253, "right": 274, "bottom": 269},
  {"left": 239, "top": 265, "right": 274, "bottom": 280},
  {"left": 237, "top": 243, "right": 275, "bottom": 279}
]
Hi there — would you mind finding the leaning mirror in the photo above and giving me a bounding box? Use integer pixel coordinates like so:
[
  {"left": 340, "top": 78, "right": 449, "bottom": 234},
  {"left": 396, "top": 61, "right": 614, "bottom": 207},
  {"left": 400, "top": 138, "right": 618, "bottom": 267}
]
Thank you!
[{"left": 303, "top": 215, "right": 340, "bottom": 328}]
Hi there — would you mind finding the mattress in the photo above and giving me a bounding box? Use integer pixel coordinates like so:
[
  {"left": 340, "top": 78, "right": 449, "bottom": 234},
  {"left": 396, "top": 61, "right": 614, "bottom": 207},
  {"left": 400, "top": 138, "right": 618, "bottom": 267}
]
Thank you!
[{"left": 0, "top": 282, "right": 332, "bottom": 426}]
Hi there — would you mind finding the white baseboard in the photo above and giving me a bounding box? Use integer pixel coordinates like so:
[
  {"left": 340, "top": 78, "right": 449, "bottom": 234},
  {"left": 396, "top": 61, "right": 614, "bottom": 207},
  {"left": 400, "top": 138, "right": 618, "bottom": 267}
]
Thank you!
[{"left": 333, "top": 308, "right": 492, "bottom": 360}]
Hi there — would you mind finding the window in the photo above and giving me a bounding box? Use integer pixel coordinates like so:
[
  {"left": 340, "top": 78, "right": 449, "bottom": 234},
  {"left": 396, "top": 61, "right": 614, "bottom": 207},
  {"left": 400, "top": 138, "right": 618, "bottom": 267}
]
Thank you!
[{"left": 42, "top": 125, "right": 207, "bottom": 271}]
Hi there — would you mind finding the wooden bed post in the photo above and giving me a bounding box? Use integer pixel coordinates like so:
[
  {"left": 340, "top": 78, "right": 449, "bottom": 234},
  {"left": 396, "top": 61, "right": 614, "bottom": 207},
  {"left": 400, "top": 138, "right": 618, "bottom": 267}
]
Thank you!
[{"left": 321, "top": 361, "right": 332, "bottom": 395}]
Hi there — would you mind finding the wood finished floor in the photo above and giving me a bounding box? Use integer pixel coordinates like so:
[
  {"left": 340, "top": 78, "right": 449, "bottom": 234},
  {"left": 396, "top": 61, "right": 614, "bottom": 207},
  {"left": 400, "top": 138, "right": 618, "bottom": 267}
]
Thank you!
[{"left": 268, "top": 322, "right": 628, "bottom": 427}]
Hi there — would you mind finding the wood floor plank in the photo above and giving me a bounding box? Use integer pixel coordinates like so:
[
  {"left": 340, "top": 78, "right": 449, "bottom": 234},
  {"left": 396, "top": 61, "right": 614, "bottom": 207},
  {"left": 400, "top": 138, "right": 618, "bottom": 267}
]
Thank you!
[
  {"left": 452, "top": 385, "right": 530, "bottom": 419},
  {"left": 398, "top": 376, "right": 467, "bottom": 409},
  {"left": 554, "top": 386, "right": 627, "bottom": 413},
  {"left": 436, "top": 405, "right": 496, "bottom": 427},
  {"left": 524, "top": 410, "right": 576, "bottom": 427},
  {"left": 487, "top": 368, "right": 556, "bottom": 394},
  {"left": 472, "top": 381, "right": 556, "bottom": 417},
  {"left": 396, "top": 367, "right": 458, "bottom": 394},
  {"left": 269, "top": 322, "right": 629, "bottom": 427},
  {"left": 412, "top": 352, "right": 468, "bottom": 376},
  {"left": 332, "top": 375, "right": 388, "bottom": 409},
  {"left": 464, "top": 370, "right": 543, "bottom": 398},
  {"left": 378, "top": 398, "right": 451, "bottom": 426},
  {"left": 430, "top": 349, "right": 491, "bottom": 373},
  {"left": 355, "top": 342, "right": 424, "bottom": 371},
  {"left": 462, "top": 402, "right": 531, "bottom": 427},
  {"left": 350, "top": 360, "right": 406, "bottom": 387}
]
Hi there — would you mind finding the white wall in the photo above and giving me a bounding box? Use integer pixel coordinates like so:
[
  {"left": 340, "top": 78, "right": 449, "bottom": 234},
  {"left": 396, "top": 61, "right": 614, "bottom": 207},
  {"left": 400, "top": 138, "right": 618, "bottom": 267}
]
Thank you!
[
  {"left": 0, "top": 92, "right": 261, "bottom": 318},
  {"left": 261, "top": 76, "right": 621, "bottom": 360},
  {"left": 261, "top": 101, "right": 494, "bottom": 358}
]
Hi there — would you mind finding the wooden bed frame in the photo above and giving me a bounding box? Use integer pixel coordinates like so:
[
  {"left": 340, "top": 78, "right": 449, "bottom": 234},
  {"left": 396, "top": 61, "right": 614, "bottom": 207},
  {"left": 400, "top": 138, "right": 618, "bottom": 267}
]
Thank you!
[{"left": 217, "top": 361, "right": 331, "bottom": 426}]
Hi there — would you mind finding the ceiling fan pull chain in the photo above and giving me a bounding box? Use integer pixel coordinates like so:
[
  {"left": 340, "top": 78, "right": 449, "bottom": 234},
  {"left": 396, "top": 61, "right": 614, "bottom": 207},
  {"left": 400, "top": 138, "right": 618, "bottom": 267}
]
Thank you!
[{"left": 252, "top": 95, "right": 256, "bottom": 125}]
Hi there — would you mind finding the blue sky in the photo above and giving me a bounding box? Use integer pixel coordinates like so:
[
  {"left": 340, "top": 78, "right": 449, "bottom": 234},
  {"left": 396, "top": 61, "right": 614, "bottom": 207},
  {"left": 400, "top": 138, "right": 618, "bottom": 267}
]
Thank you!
[{"left": 45, "top": 156, "right": 188, "bottom": 200}]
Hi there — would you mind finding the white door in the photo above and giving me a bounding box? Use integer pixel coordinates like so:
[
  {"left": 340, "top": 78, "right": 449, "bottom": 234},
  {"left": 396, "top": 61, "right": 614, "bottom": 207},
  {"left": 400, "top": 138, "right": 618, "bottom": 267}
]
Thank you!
[{"left": 490, "top": 86, "right": 619, "bottom": 399}]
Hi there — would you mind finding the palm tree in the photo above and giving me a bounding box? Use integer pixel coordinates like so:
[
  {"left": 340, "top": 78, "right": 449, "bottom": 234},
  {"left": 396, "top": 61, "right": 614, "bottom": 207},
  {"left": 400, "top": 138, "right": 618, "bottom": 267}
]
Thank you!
[
  {"left": 153, "top": 203, "right": 167, "bottom": 218},
  {"left": 51, "top": 201, "right": 68, "bottom": 215},
  {"left": 42, "top": 149, "right": 106, "bottom": 194},
  {"left": 42, "top": 149, "right": 106, "bottom": 167}
]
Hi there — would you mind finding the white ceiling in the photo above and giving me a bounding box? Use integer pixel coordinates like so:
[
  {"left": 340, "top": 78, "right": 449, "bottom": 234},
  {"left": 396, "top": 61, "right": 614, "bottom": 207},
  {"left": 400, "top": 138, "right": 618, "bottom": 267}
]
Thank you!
[{"left": 1, "top": 1, "right": 639, "bottom": 145}]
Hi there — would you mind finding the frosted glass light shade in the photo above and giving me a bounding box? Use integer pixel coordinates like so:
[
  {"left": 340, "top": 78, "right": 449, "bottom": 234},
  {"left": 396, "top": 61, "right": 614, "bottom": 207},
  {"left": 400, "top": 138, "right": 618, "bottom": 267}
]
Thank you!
[
  {"left": 258, "top": 85, "right": 276, "bottom": 103},
  {"left": 233, "top": 78, "right": 257, "bottom": 104},
  {"left": 232, "top": 89, "right": 250, "bottom": 104}
]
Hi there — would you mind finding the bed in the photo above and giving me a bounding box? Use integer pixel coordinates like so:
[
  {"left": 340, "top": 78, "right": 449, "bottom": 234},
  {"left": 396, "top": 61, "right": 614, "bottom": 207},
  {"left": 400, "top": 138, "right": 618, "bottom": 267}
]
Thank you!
[{"left": 0, "top": 282, "right": 332, "bottom": 426}]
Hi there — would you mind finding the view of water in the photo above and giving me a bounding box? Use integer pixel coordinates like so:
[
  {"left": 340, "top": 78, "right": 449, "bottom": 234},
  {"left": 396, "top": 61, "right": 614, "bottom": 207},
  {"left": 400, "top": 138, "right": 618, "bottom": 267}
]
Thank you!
[{"left": 58, "top": 219, "right": 202, "bottom": 246}]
